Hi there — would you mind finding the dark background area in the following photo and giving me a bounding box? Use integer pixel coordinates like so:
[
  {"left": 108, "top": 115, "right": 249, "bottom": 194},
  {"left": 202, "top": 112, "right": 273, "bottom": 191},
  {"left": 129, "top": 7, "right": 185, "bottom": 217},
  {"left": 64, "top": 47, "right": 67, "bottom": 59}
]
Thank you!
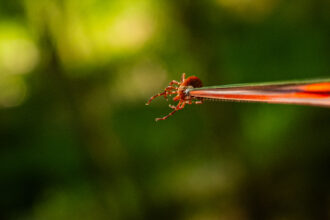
[{"left": 0, "top": 0, "right": 329, "bottom": 219}]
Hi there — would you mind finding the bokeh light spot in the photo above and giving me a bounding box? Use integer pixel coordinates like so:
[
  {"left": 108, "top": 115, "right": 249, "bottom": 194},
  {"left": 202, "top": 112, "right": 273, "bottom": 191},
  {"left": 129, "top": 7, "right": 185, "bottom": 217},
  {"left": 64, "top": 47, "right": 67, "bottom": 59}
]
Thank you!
[
  {"left": 110, "top": 59, "right": 167, "bottom": 103},
  {"left": 0, "top": 22, "right": 39, "bottom": 75},
  {"left": 0, "top": 39, "right": 39, "bottom": 75},
  {"left": 0, "top": 75, "right": 27, "bottom": 108},
  {"left": 106, "top": 11, "right": 154, "bottom": 52}
]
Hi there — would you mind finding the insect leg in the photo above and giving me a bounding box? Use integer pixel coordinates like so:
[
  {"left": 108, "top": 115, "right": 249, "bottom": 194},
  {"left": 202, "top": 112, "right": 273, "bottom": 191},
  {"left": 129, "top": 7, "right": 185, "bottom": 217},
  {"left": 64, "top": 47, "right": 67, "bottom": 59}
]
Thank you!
[
  {"left": 155, "top": 109, "right": 179, "bottom": 121},
  {"left": 169, "top": 80, "right": 180, "bottom": 86},
  {"left": 155, "top": 101, "right": 184, "bottom": 121},
  {"left": 181, "top": 73, "right": 186, "bottom": 82},
  {"left": 146, "top": 91, "right": 168, "bottom": 105},
  {"left": 146, "top": 88, "right": 178, "bottom": 105},
  {"left": 169, "top": 104, "right": 176, "bottom": 109}
]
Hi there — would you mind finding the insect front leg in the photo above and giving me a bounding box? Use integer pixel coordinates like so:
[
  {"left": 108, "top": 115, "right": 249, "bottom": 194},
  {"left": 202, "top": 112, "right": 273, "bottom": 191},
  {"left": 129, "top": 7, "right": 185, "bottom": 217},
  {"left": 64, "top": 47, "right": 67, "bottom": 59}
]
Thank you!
[
  {"left": 169, "top": 80, "right": 180, "bottom": 86},
  {"left": 146, "top": 87, "right": 178, "bottom": 105}
]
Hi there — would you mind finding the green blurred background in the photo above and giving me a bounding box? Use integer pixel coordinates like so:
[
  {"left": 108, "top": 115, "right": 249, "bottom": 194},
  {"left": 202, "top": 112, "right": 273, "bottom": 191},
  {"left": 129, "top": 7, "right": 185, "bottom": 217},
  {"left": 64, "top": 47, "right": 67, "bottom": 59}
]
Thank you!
[{"left": 0, "top": 0, "right": 330, "bottom": 219}]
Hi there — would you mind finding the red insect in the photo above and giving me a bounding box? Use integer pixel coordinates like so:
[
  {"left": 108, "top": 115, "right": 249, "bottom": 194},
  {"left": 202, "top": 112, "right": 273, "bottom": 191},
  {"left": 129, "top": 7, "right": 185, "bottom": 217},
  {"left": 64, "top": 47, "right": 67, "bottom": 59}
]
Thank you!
[{"left": 146, "top": 73, "right": 203, "bottom": 121}]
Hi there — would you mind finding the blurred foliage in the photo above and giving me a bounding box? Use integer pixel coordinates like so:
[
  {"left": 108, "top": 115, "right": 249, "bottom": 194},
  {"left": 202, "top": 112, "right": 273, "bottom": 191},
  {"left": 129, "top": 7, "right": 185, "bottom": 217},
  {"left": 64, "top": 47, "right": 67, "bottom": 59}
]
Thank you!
[{"left": 0, "top": 0, "right": 330, "bottom": 219}]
